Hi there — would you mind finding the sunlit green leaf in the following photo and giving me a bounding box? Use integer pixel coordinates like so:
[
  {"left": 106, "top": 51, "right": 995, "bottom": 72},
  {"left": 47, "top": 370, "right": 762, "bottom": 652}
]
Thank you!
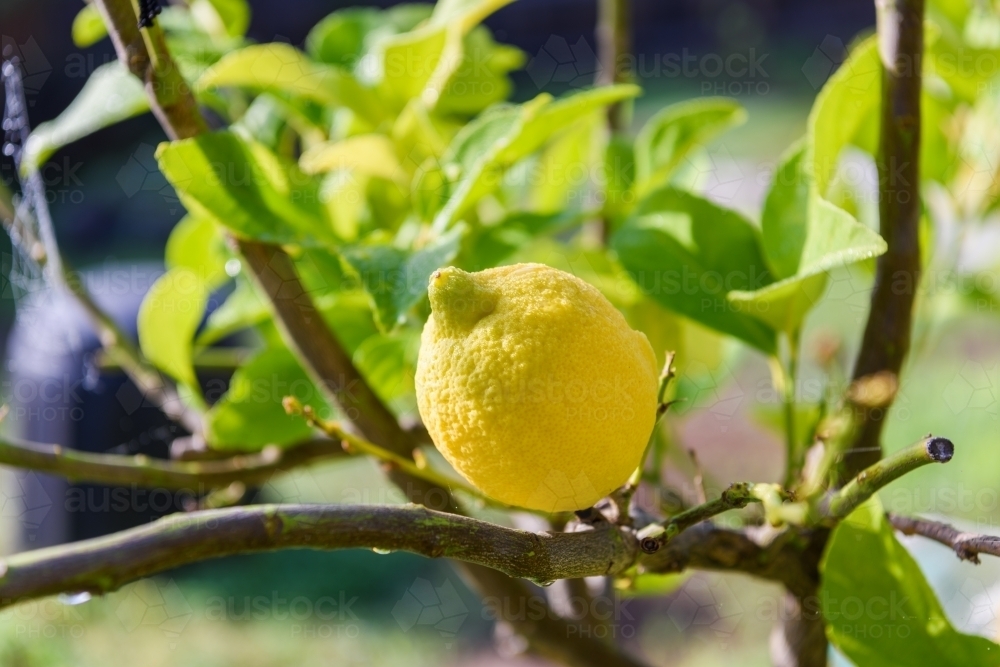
[
  {"left": 165, "top": 214, "right": 231, "bottom": 290},
  {"left": 72, "top": 4, "right": 107, "bottom": 47},
  {"left": 435, "top": 27, "right": 525, "bottom": 116},
  {"left": 190, "top": 0, "right": 250, "bottom": 38},
  {"left": 433, "top": 85, "right": 640, "bottom": 230},
  {"left": 353, "top": 329, "right": 421, "bottom": 418},
  {"left": 306, "top": 5, "right": 432, "bottom": 68},
  {"left": 459, "top": 210, "right": 589, "bottom": 271},
  {"left": 196, "top": 44, "right": 383, "bottom": 123},
  {"left": 138, "top": 268, "right": 210, "bottom": 389},
  {"left": 727, "top": 141, "right": 886, "bottom": 334},
  {"left": 822, "top": 498, "right": 1000, "bottom": 666},
  {"left": 807, "top": 36, "right": 880, "bottom": 196},
  {"left": 634, "top": 97, "right": 746, "bottom": 196},
  {"left": 300, "top": 134, "right": 404, "bottom": 181},
  {"left": 21, "top": 62, "right": 147, "bottom": 174},
  {"left": 341, "top": 225, "right": 465, "bottom": 331},
  {"left": 196, "top": 278, "right": 269, "bottom": 347},
  {"left": 156, "top": 131, "right": 338, "bottom": 246}
]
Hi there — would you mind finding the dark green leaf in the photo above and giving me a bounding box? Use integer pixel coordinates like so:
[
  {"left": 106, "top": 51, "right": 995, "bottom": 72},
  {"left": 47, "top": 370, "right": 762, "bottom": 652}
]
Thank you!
[
  {"left": 206, "top": 346, "right": 333, "bottom": 450},
  {"left": 611, "top": 187, "right": 777, "bottom": 353},
  {"left": 341, "top": 225, "right": 464, "bottom": 331}
]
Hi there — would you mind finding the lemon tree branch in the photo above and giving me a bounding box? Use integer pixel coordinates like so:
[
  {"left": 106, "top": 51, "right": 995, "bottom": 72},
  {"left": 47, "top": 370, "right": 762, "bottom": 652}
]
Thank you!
[
  {"left": 820, "top": 436, "right": 953, "bottom": 521},
  {"left": 888, "top": 514, "right": 1000, "bottom": 564},
  {"left": 0, "top": 428, "right": 344, "bottom": 489},
  {"left": 0, "top": 504, "right": 637, "bottom": 603}
]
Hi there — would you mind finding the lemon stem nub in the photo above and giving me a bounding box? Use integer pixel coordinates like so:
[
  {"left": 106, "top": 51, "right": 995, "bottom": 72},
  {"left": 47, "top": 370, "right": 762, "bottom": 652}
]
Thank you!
[{"left": 428, "top": 267, "right": 496, "bottom": 329}]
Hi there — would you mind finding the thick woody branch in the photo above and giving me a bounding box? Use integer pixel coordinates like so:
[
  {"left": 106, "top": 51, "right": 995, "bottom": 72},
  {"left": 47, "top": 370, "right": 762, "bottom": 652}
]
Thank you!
[
  {"left": 0, "top": 504, "right": 637, "bottom": 604},
  {"left": 641, "top": 522, "right": 821, "bottom": 600},
  {"left": 889, "top": 514, "right": 1000, "bottom": 564},
  {"left": 845, "top": 0, "right": 925, "bottom": 479}
]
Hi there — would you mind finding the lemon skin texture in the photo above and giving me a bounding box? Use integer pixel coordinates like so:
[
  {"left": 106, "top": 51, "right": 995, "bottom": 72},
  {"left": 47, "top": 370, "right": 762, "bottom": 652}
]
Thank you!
[{"left": 415, "top": 263, "right": 659, "bottom": 512}]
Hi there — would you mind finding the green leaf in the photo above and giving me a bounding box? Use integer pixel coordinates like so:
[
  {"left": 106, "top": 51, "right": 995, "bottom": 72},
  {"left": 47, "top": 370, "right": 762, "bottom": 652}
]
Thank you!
[
  {"left": 528, "top": 112, "right": 601, "bottom": 214},
  {"left": 138, "top": 268, "right": 210, "bottom": 389},
  {"left": 165, "top": 214, "right": 231, "bottom": 290},
  {"left": 435, "top": 27, "right": 525, "bottom": 116},
  {"left": 634, "top": 97, "right": 746, "bottom": 196},
  {"left": 353, "top": 330, "right": 421, "bottom": 418},
  {"left": 299, "top": 134, "right": 404, "bottom": 181},
  {"left": 727, "top": 142, "right": 886, "bottom": 334},
  {"left": 195, "top": 44, "right": 383, "bottom": 123},
  {"left": 611, "top": 187, "right": 777, "bottom": 353},
  {"left": 156, "top": 131, "right": 338, "bottom": 246},
  {"left": 429, "top": 0, "right": 515, "bottom": 29},
  {"left": 727, "top": 273, "right": 828, "bottom": 335},
  {"left": 206, "top": 346, "right": 333, "bottom": 451},
  {"left": 72, "top": 4, "right": 107, "bottom": 47},
  {"left": 459, "top": 210, "right": 589, "bottom": 271},
  {"left": 601, "top": 135, "right": 637, "bottom": 225},
  {"left": 822, "top": 498, "right": 1000, "bottom": 666},
  {"left": 770, "top": 141, "right": 888, "bottom": 290},
  {"left": 190, "top": 0, "right": 250, "bottom": 38},
  {"left": 306, "top": 5, "right": 432, "bottom": 68},
  {"left": 21, "top": 62, "right": 148, "bottom": 174},
  {"left": 317, "top": 291, "right": 381, "bottom": 354},
  {"left": 617, "top": 571, "right": 688, "bottom": 598},
  {"left": 499, "top": 85, "right": 641, "bottom": 163},
  {"left": 375, "top": 0, "right": 514, "bottom": 110},
  {"left": 433, "top": 85, "right": 640, "bottom": 230},
  {"left": 341, "top": 225, "right": 465, "bottom": 332},
  {"left": 807, "top": 36, "right": 880, "bottom": 196}
]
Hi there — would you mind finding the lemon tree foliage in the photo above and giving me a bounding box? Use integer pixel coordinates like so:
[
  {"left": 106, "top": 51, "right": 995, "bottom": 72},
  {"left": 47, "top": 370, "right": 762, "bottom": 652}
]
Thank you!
[
  {"left": 822, "top": 500, "right": 999, "bottom": 666},
  {"left": 25, "top": 0, "right": 1000, "bottom": 660}
]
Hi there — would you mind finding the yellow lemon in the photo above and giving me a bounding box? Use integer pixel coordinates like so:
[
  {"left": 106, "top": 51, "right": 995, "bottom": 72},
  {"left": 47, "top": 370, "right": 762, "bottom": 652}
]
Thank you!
[{"left": 415, "top": 263, "right": 659, "bottom": 512}]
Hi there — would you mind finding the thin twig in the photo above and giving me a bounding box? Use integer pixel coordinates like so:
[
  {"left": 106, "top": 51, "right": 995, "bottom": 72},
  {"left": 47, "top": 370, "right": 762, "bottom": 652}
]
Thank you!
[
  {"left": 636, "top": 482, "right": 760, "bottom": 553},
  {"left": 888, "top": 513, "right": 1000, "bottom": 564},
  {"left": 0, "top": 431, "right": 345, "bottom": 488},
  {"left": 283, "top": 398, "right": 492, "bottom": 505},
  {"left": 821, "top": 436, "right": 952, "bottom": 521}
]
